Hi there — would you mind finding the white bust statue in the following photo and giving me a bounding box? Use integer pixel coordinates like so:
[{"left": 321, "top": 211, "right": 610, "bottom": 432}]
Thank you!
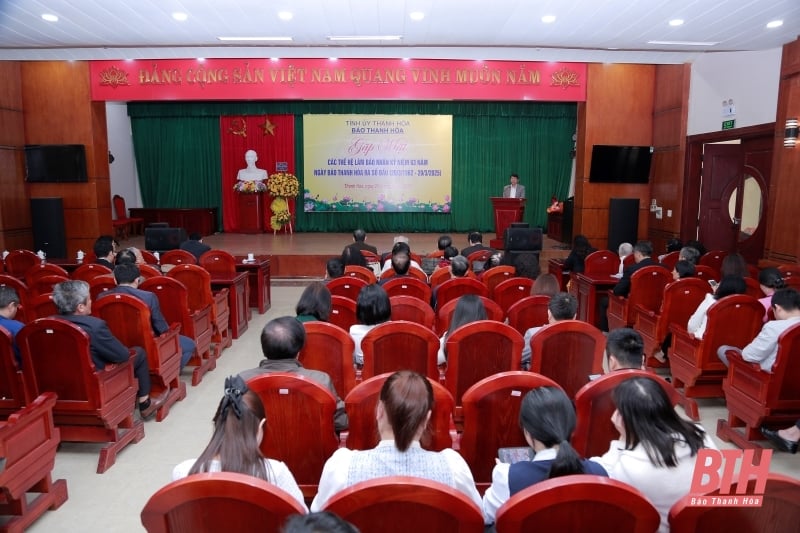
[{"left": 236, "top": 149, "right": 268, "bottom": 182}]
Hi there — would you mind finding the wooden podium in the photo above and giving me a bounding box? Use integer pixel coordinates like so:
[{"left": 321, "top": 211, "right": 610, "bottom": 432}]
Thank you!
[
  {"left": 489, "top": 197, "right": 526, "bottom": 249},
  {"left": 237, "top": 192, "right": 264, "bottom": 233}
]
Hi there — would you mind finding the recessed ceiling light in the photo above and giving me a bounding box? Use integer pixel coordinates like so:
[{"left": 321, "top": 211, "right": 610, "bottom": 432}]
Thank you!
[
  {"left": 41, "top": 13, "right": 58, "bottom": 22},
  {"left": 669, "top": 19, "right": 684, "bottom": 26},
  {"left": 278, "top": 11, "right": 293, "bottom": 21},
  {"left": 327, "top": 35, "right": 402, "bottom": 41},
  {"left": 217, "top": 36, "right": 293, "bottom": 41},
  {"left": 648, "top": 40, "right": 719, "bottom": 46},
  {"left": 409, "top": 11, "right": 425, "bottom": 21},
  {"left": 766, "top": 20, "right": 783, "bottom": 29},
  {"left": 172, "top": 12, "right": 188, "bottom": 22},
  {"left": 541, "top": 15, "right": 556, "bottom": 24}
]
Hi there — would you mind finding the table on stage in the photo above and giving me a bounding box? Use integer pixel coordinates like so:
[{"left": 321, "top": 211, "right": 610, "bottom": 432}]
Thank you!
[
  {"left": 210, "top": 272, "right": 249, "bottom": 339},
  {"left": 571, "top": 272, "right": 619, "bottom": 329},
  {"left": 234, "top": 255, "right": 271, "bottom": 315}
]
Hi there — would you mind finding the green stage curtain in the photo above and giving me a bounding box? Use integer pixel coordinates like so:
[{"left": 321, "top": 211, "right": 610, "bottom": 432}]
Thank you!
[{"left": 129, "top": 101, "right": 575, "bottom": 233}]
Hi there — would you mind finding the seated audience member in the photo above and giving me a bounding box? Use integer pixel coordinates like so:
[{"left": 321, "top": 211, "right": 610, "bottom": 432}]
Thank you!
[
  {"left": 599, "top": 241, "right": 655, "bottom": 332},
  {"left": 325, "top": 258, "right": 345, "bottom": 280},
  {"left": 349, "top": 285, "right": 392, "bottom": 366},
  {"left": 179, "top": 232, "right": 211, "bottom": 261},
  {"left": 310, "top": 370, "right": 483, "bottom": 515},
  {"left": 52, "top": 280, "right": 156, "bottom": 415},
  {"left": 0, "top": 286, "right": 24, "bottom": 365},
  {"left": 717, "top": 288, "right": 800, "bottom": 370},
  {"left": 114, "top": 248, "right": 138, "bottom": 266},
  {"left": 437, "top": 245, "right": 459, "bottom": 269},
  {"left": 483, "top": 386, "right": 607, "bottom": 524},
  {"left": 562, "top": 234, "right": 596, "bottom": 274},
  {"left": 761, "top": 420, "right": 800, "bottom": 454},
  {"left": 430, "top": 255, "right": 469, "bottom": 310},
  {"left": 592, "top": 377, "right": 715, "bottom": 533},
  {"left": 428, "top": 235, "right": 453, "bottom": 258},
  {"left": 380, "top": 235, "right": 410, "bottom": 266},
  {"left": 757, "top": 267, "right": 785, "bottom": 321},
  {"left": 671, "top": 259, "right": 696, "bottom": 281},
  {"left": 172, "top": 375, "right": 307, "bottom": 511},
  {"left": 295, "top": 282, "right": 332, "bottom": 323},
  {"left": 606, "top": 328, "right": 645, "bottom": 371},
  {"left": 379, "top": 240, "right": 424, "bottom": 275},
  {"left": 341, "top": 245, "right": 368, "bottom": 268},
  {"left": 678, "top": 246, "right": 701, "bottom": 265},
  {"left": 102, "top": 263, "right": 195, "bottom": 370},
  {"left": 283, "top": 512, "right": 358, "bottom": 533},
  {"left": 513, "top": 253, "right": 541, "bottom": 280},
  {"left": 349, "top": 228, "right": 377, "bottom": 255},
  {"left": 617, "top": 242, "right": 634, "bottom": 275},
  {"left": 93, "top": 235, "right": 117, "bottom": 268},
  {"left": 666, "top": 238, "right": 683, "bottom": 253},
  {"left": 461, "top": 231, "right": 493, "bottom": 260},
  {"left": 531, "top": 273, "right": 559, "bottom": 297},
  {"left": 684, "top": 239, "right": 706, "bottom": 257},
  {"left": 720, "top": 252, "right": 749, "bottom": 278},
  {"left": 378, "top": 251, "right": 411, "bottom": 284},
  {"left": 239, "top": 316, "right": 348, "bottom": 432},
  {"left": 436, "top": 294, "right": 487, "bottom": 365},
  {"left": 687, "top": 275, "right": 746, "bottom": 340},
  {"left": 521, "top": 292, "right": 577, "bottom": 369}
]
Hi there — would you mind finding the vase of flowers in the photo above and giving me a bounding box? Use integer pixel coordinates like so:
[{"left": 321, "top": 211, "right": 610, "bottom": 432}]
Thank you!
[
  {"left": 233, "top": 180, "right": 267, "bottom": 194},
  {"left": 267, "top": 172, "right": 299, "bottom": 232}
]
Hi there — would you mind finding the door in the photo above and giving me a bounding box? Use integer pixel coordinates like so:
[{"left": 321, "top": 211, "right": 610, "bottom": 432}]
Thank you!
[{"left": 699, "top": 144, "right": 742, "bottom": 253}]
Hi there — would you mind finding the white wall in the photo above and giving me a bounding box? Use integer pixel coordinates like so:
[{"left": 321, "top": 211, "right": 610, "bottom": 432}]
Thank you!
[
  {"left": 106, "top": 102, "right": 142, "bottom": 208},
  {"left": 688, "top": 48, "right": 782, "bottom": 136}
]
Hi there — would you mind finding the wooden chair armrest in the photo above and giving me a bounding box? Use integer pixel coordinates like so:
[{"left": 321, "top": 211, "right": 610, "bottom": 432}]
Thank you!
[
  {"left": 632, "top": 303, "right": 656, "bottom": 318},
  {"left": 726, "top": 350, "right": 764, "bottom": 372},
  {"left": 212, "top": 288, "right": 229, "bottom": 302}
]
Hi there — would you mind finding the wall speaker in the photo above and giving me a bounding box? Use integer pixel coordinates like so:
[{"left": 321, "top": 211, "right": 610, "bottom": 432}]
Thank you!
[
  {"left": 608, "top": 198, "right": 639, "bottom": 253},
  {"left": 31, "top": 197, "right": 67, "bottom": 258}
]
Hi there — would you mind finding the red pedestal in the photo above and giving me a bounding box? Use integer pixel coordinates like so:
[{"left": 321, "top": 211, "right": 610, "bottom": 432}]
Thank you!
[
  {"left": 489, "top": 197, "right": 526, "bottom": 249},
  {"left": 237, "top": 193, "right": 264, "bottom": 233}
]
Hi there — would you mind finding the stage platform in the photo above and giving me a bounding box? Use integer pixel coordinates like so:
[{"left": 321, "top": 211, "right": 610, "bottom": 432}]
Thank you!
[{"left": 125, "top": 232, "right": 570, "bottom": 278}]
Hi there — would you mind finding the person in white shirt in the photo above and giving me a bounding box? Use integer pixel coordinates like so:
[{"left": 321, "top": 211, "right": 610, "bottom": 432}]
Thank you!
[
  {"left": 502, "top": 173, "right": 526, "bottom": 198},
  {"left": 310, "top": 371, "right": 484, "bottom": 518},
  {"left": 686, "top": 275, "right": 746, "bottom": 339},
  {"left": 172, "top": 375, "right": 307, "bottom": 511}
]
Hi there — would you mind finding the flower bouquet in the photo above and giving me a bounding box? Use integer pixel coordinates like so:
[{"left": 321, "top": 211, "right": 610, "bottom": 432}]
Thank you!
[
  {"left": 233, "top": 180, "right": 267, "bottom": 194},
  {"left": 267, "top": 172, "right": 300, "bottom": 198}
]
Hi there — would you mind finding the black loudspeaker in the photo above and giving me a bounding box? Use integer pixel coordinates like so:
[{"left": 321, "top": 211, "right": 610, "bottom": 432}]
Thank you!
[
  {"left": 30, "top": 197, "right": 67, "bottom": 258},
  {"left": 562, "top": 197, "right": 574, "bottom": 244},
  {"left": 607, "top": 198, "right": 639, "bottom": 253},
  {"left": 145, "top": 227, "right": 187, "bottom": 252},
  {"left": 504, "top": 227, "right": 543, "bottom": 252}
]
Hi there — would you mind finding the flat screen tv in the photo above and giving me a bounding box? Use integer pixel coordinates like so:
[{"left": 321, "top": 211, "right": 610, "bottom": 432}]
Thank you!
[
  {"left": 24, "top": 144, "right": 88, "bottom": 183},
  {"left": 589, "top": 145, "right": 653, "bottom": 184}
]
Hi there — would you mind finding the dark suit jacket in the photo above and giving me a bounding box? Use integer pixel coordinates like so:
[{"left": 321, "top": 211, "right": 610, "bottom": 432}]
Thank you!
[
  {"left": 58, "top": 314, "right": 129, "bottom": 370},
  {"left": 103, "top": 285, "right": 170, "bottom": 335},
  {"left": 349, "top": 241, "right": 378, "bottom": 254},
  {"left": 95, "top": 258, "right": 114, "bottom": 269},
  {"left": 613, "top": 257, "right": 656, "bottom": 297},
  {"left": 179, "top": 239, "right": 211, "bottom": 261}
]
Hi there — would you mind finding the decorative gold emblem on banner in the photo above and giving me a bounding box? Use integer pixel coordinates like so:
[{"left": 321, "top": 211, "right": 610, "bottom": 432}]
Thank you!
[
  {"left": 550, "top": 67, "right": 580, "bottom": 89},
  {"left": 228, "top": 117, "right": 247, "bottom": 137},
  {"left": 260, "top": 117, "right": 276, "bottom": 136},
  {"left": 98, "top": 66, "right": 130, "bottom": 88}
]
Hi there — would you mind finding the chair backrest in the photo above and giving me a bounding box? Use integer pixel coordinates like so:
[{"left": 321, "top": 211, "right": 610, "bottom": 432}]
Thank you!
[
  {"left": 5, "top": 250, "right": 39, "bottom": 278},
  {"left": 71, "top": 263, "right": 112, "bottom": 282},
  {"left": 344, "top": 372, "right": 455, "bottom": 451},
  {"left": 627, "top": 265, "right": 672, "bottom": 316},
  {"left": 326, "top": 276, "right": 368, "bottom": 301},
  {"left": 160, "top": 249, "right": 197, "bottom": 266},
  {"left": 444, "top": 320, "right": 523, "bottom": 403},
  {"left": 359, "top": 250, "right": 381, "bottom": 265},
  {"left": 777, "top": 263, "right": 800, "bottom": 279},
  {"left": 139, "top": 276, "right": 194, "bottom": 332},
  {"left": 460, "top": 371, "right": 561, "bottom": 483},
  {"left": 322, "top": 476, "right": 484, "bottom": 533},
  {"left": 669, "top": 473, "right": 800, "bottom": 533},
  {"left": 693, "top": 265, "right": 719, "bottom": 283},
  {"left": 765, "top": 321, "right": 800, "bottom": 407},
  {"left": 198, "top": 249, "right": 237, "bottom": 276},
  {"left": 482, "top": 265, "right": 516, "bottom": 294},
  {"left": 0, "top": 326, "right": 29, "bottom": 416},
  {"left": 698, "top": 250, "right": 727, "bottom": 277},
  {"left": 28, "top": 293, "right": 58, "bottom": 321},
  {"left": 381, "top": 267, "right": 428, "bottom": 283},
  {"left": 360, "top": 321, "right": 441, "bottom": 381},
  {"left": 467, "top": 249, "right": 493, "bottom": 272},
  {"left": 344, "top": 265, "right": 377, "bottom": 284},
  {"left": 572, "top": 369, "right": 681, "bottom": 457},
  {"left": 329, "top": 295, "right": 358, "bottom": 332},
  {"left": 436, "top": 277, "right": 489, "bottom": 311},
  {"left": 583, "top": 250, "right": 619, "bottom": 276},
  {"left": 112, "top": 194, "right": 128, "bottom": 220},
  {"left": 744, "top": 276, "right": 763, "bottom": 299},
  {"left": 381, "top": 276, "right": 432, "bottom": 303},
  {"left": 28, "top": 274, "right": 69, "bottom": 298},
  {"left": 246, "top": 373, "right": 339, "bottom": 493},
  {"left": 0, "top": 274, "right": 31, "bottom": 323},
  {"left": 140, "top": 250, "right": 159, "bottom": 264},
  {"left": 650, "top": 278, "right": 711, "bottom": 343},
  {"left": 297, "top": 321, "right": 357, "bottom": 397},
  {"left": 492, "top": 277, "right": 535, "bottom": 316},
  {"left": 660, "top": 250, "right": 680, "bottom": 271},
  {"left": 138, "top": 264, "right": 163, "bottom": 279},
  {"left": 389, "top": 295, "right": 435, "bottom": 330},
  {"left": 88, "top": 275, "right": 117, "bottom": 303},
  {"left": 140, "top": 472, "right": 306, "bottom": 533},
  {"left": 24, "top": 263, "right": 69, "bottom": 286},
  {"left": 506, "top": 295, "right": 551, "bottom": 336},
  {"left": 429, "top": 267, "right": 452, "bottom": 290},
  {"left": 700, "top": 295, "right": 764, "bottom": 371},
  {"left": 167, "top": 264, "right": 214, "bottom": 313},
  {"left": 495, "top": 475, "right": 660, "bottom": 533},
  {"left": 436, "top": 295, "right": 503, "bottom": 336},
  {"left": 529, "top": 320, "right": 606, "bottom": 398}
]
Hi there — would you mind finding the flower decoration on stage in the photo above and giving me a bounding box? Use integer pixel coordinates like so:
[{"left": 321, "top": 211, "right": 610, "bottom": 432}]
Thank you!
[
  {"left": 267, "top": 172, "right": 300, "bottom": 198},
  {"left": 233, "top": 180, "right": 267, "bottom": 194}
]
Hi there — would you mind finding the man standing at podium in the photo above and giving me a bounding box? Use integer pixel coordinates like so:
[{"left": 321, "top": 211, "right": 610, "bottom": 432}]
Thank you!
[{"left": 502, "top": 173, "right": 526, "bottom": 198}]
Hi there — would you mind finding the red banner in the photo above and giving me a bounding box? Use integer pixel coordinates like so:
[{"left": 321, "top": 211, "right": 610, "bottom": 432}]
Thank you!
[{"left": 90, "top": 58, "right": 586, "bottom": 102}]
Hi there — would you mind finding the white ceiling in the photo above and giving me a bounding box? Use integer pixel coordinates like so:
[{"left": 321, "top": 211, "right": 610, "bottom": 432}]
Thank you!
[{"left": 0, "top": 0, "right": 798, "bottom": 64}]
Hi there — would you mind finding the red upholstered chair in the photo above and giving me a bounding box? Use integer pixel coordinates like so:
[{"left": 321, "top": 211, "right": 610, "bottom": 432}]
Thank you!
[
  {"left": 669, "top": 294, "right": 764, "bottom": 420},
  {"left": 344, "top": 373, "right": 455, "bottom": 451},
  {"left": 88, "top": 275, "right": 117, "bottom": 303},
  {"left": 246, "top": 372, "right": 340, "bottom": 498},
  {"left": 4, "top": 250, "right": 39, "bottom": 279},
  {"left": 24, "top": 263, "right": 69, "bottom": 286},
  {"left": 0, "top": 259, "right": 4, "bottom": 273},
  {"left": 606, "top": 265, "right": 671, "bottom": 331},
  {"left": 359, "top": 250, "right": 381, "bottom": 265},
  {"left": 583, "top": 249, "right": 620, "bottom": 276},
  {"left": 71, "top": 263, "right": 112, "bottom": 282},
  {"left": 298, "top": 320, "right": 357, "bottom": 397},
  {"left": 27, "top": 293, "right": 58, "bottom": 320},
  {"left": 506, "top": 295, "right": 550, "bottom": 336},
  {"left": 17, "top": 318, "right": 144, "bottom": 473},
  {"left": 0, "top": 274, "right": 31, "bottom": 324},
  {"left": 0, "top": 326, "right": 29, "bottom": 418},
  {"left": 573, "top": 370, "right": 684, "bottom": 457},
  {"left": 94, "top": 293, "right": 186, "bottom": 422},
  {"left": 777, "top": 263, "right": 800, "bottom": 283},
  {"left": 329, "top": 295, "right": 358, "bottom": 332},
  {"left": 168, "top": 264, "right": 231, "bottom": 355},
  {"left": 381, "top": 276, "right": 432, "bottom": 303},
  {"left": 548, "top": 259, "right": 569, "bottom": 292},
  {"left": 327, "top": 276, "right": 368, "bottom": 301},
  {"left": 141, "top": 472, "right": 306, "bottom": 533},
  {"left": 492, "top": 277, "right": 534, "bottom": 316},
  {"left": 322, "top": 476, "right": 484, "bottom": 533},
  {"left": 389, "top": 295, "right": 435, "bottom": 331},
  {"left": 360, "top": 321, "right": 441, "bottom": 382},
  {"left": 198, "top": 249, "right": 237, "bottom": 276},
  {"left": 482, "top": 265, "right": 516, "bottom": 294},
  {"left": 0, "top": 392, "right": 68, "bottom": 531},
  {"left": 668, "top": 473, "right": 800, "bottom": 533},
  {"left": 694, "top": 265, "right": 719, "bottom": 283},
  {"left": 160, "top": 249, "right": 197, "bottom": 267},
  {"left": 698, "top": 250, "right": 727, "bottom": 278},
  {"left": 635, "top": 278, "right": 711, "bottom": 368},
  {"left": 459, "top": 371, "right": 561, "bottom": 488},
  {"left": 429, "top": 267, "right": 452, "bottom": 290},
  {"left": 716, "top": 321, "right": 800, "bottom": 449},
  {"left": 528, "top": 320, "right": 606, "bottom": 398},
  {"left": 660, "top": 250, "right": 680, "bottom": 271},
  {"left": 467, "top": 249, "right": 493, "bottom": 273},
  {"left": 138, "top": 263, "right": 163, "bottom": 279},
  {"left": 379, "top": 267, "right": 428, "bottom": 283},
  {"left": 140, "top": 250, "right": 159, "bottom": 265},
  {"left": 140, "top": 276, "right": 215, "bottom": 386},
  {"left": 744, "top": 276, "right": 764, "bottom": 299},
  {"left": 344, "top": 265, "right": 377, "bottom": 285},
  {"left": 436, "top": 295, "right": 503, "bottom": 336},
  {"left": 113, "top": 194, "right": 144, "bottom": 236},
  {"left": 435, "top": 277, "right": 489, "bottom": 312},
  {"left": 27, "top": 274, "right": 69, "bottom": 298},
  {"left": 495, "top": 475, "right": 660, "bottom": 533}
]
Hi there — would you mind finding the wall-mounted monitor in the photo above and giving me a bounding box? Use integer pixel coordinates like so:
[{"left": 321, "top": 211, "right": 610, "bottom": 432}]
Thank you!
[
  {"left": 589, "top": 145, "right": 653, "bottom": 184},
  {"left": 24, "top": 144, "right": 89, "bottom": 183}
]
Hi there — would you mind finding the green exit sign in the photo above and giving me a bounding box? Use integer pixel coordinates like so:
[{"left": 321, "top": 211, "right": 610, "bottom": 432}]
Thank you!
[{"left": 722, "top": 119, "right": 736, "bottom": 130}]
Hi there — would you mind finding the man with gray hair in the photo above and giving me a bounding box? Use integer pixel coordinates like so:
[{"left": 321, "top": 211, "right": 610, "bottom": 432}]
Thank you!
[
  {"left": 431, "top": 255, "right": 469, "bottom": 310},
  {"left": 679, "top": 246, "right": 700, "bottom": 265},
  {"left": 52, "top": 280, "right": 158, "bottom": 416},
  {"left": 349, "top": 228, "right": 377, "bottom": 254},
  {"left": 617, "top": 242, "right": 633, "bottom": 276},
  {"left": 521, "top": 292, "right": 578, "bottom": 369}
]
